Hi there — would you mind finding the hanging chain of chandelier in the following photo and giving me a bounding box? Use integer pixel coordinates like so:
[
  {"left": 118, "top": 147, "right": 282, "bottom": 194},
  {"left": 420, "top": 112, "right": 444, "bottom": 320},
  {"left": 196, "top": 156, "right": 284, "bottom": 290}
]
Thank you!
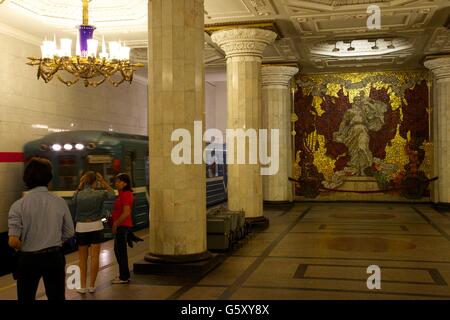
[{"left": 26, "top": 0, "right": 143, "bottom": 88}]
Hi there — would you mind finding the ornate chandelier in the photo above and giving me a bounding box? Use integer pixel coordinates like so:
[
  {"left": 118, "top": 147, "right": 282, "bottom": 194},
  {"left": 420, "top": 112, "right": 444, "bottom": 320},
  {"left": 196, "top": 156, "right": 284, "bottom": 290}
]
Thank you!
[{"left": 26, "top": 0, "right": 143, "bottom": 87}]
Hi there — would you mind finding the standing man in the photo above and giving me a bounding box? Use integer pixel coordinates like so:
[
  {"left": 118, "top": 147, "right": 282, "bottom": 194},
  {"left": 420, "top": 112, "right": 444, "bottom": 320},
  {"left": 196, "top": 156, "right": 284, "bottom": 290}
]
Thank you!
[{"left": 8, "top": 157, "right": 75, "bottom": 302}]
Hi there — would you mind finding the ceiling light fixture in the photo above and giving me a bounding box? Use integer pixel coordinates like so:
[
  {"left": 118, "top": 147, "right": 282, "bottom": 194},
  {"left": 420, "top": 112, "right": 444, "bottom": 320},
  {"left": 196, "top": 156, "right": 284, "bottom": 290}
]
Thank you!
[
  {"left": 347, "top": 41, "right": 355, "bottom": 51},
  {"left": 26, "top": 0, "right": 143, "bottom": 87},
  {"left": 332, "top": 43, "right": 340, "bottom": 52},
  {"left": 387, "top": 40, "right": 395, "bottom": 49},
  {"left": 371, "top": 40, "right": 379, "bottom": 50}
]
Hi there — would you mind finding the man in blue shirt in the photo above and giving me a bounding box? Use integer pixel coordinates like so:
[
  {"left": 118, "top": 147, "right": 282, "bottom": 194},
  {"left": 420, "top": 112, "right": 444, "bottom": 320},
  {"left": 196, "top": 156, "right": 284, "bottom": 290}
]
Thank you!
[{"left": 8, "top": 157, "right": 74, "bottom": 302}]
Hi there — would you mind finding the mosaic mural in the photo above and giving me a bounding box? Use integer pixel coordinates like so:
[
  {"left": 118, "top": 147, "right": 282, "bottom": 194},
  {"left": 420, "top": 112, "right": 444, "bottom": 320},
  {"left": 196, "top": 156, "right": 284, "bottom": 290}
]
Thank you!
[{"left": 292, "top": 70, "right": 434, "bottom": 200}]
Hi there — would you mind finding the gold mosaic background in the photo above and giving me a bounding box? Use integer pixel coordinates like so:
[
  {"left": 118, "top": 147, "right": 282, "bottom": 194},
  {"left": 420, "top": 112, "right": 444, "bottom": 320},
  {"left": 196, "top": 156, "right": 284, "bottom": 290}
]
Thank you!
[{"left": 293, "top": 70, "right": 432, "bottom": 198}]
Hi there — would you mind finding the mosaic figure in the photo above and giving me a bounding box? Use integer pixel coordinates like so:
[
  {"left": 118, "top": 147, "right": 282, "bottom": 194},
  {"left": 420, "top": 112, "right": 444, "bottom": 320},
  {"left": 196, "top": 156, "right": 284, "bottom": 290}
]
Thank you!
[{"left": 333, "top": 91, "right": 387, "bottom": 176}]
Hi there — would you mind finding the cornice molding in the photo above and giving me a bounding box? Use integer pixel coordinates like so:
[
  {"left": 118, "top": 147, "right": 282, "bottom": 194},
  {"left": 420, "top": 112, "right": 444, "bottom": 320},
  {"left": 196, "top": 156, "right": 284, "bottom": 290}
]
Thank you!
[
  {"left": 205, "top": 20, "right": 282, "bottom": 39},
  {"left": 0, "top": 22, "right": 41, "bottom": 46}
]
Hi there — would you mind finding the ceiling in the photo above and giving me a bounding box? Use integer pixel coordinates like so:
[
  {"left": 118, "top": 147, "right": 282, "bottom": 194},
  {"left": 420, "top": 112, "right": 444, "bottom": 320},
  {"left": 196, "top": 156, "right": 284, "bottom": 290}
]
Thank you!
[{"left": 0, "top": 0, "right": 449, "bottom": 74}]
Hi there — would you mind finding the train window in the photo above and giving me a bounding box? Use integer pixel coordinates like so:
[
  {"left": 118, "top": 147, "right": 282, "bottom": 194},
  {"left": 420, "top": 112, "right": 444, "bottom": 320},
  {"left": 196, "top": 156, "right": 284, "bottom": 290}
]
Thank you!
[
  {"left": 85, "top": 155, "right": 114, "bottom": 186},
  {"left": 58, "top": 156, "right": 78, "bottom": 190}
]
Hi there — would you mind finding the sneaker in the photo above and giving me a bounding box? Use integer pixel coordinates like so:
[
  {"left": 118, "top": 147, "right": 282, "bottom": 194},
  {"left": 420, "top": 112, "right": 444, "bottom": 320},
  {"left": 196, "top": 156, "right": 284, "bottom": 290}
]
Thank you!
[
  {"left": 88, "top": 287, "right": 96, "bottom": 293},
  {"left": 76, "top": 288, "right": 87, "bottom": 294},
  {"left": 111, "top": 277, "right": 129, "bottom": 284}
]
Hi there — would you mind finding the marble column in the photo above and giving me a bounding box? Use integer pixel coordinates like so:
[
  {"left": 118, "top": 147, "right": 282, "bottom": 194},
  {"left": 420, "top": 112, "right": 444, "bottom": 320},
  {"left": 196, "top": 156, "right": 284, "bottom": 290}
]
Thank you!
[
  {"left": 145, "top": 0, "right": 208, "bottom": 261},
  {"left": 261, "top": 65, "right": 299, "bottom": 202},
  {"left": 211, "top": 28, "right": 276, "bottom": 220},
  {"left": 424, "top": 56, "right": 450, "bottom": 204}
]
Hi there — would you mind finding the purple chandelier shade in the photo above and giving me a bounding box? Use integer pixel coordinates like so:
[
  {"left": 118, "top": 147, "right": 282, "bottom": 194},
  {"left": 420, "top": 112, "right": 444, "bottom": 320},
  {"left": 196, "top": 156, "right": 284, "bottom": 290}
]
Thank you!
[{"left": 78, "top": 25, "right": 96, "bottom": 54}]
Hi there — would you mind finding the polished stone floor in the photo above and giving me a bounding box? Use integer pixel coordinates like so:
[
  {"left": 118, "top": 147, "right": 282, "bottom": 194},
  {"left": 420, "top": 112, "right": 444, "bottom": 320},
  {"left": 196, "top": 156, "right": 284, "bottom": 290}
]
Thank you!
[{"left": 1, "top": 203, "right": 450, "bottom": 300}]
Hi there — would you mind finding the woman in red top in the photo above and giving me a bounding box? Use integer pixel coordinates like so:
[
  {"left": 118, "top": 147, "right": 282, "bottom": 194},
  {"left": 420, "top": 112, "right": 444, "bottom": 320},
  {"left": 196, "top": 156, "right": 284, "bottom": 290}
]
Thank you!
[{"left": 111, "top": 173, "right": 133, "bottom": 284}]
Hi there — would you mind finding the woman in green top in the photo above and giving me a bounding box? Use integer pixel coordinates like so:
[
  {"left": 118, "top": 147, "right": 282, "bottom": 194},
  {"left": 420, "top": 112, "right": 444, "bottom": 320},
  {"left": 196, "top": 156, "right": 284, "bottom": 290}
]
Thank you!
[{"left": 73, "top": 171, "right": 114, "bottom": 294}]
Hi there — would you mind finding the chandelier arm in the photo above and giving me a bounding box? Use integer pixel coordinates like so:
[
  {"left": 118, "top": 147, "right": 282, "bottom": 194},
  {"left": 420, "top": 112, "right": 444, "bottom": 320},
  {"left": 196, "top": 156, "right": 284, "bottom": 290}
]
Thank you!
[
  {"left": 56, "top": 74, "right": 80, "bottom": 87},
  {"left": 36, "top": 63, "right": 44, "bottom": 81},
  {"left": 26, "top": 58, "right": 41, "bottom": 66},
  {"left": 39, "top": 58, "right": 61, "bottom": 83},
  {"left": 120, "top": 66, "right": 133, "bottom": 83},
  {"left": 85, "top": 77, "right": 107, "bottom": 88},
  {"left": 107, "top": 74, "right": 124, "bottom": 87},
  {"left": 101, "top": 62, "right": 121, "bottom": 86},
  {"left": 60, "top": 59, "right": 78, "bottom": 76},
  {"left": 108, "top": 62, "right": 126, "bottom": 86},
  {"left": 93, "top": 60, "right": 113, "bottom": 79}
]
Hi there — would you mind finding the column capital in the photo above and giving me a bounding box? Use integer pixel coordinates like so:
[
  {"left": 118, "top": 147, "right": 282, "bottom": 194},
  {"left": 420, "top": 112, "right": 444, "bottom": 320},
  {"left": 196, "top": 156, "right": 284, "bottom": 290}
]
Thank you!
[
  {"left": 424, "top": 56, "right": 450, "bottom": 82},
  {"left": 261, "top": 65, "right": 299, "bottom": 87},
  {"left": 211, "top": 28, "right": 277, "bottom": 59}
]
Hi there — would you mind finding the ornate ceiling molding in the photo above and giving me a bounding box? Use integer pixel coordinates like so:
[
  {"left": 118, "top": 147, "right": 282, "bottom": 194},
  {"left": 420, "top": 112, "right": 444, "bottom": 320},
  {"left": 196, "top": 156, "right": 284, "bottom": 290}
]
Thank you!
[
  {"left": 204, "top": 0, "right": 278, "bottom": 22},
  {"left": 425, "top": 27, "right": 450, "bottom": 55},
  {"left": 7, "top": 0, "right": 147, "bottom": 31},
  {"left": 205, "top": 20, "right": 282, "bottom": 39},
  {"left": 0, "top": 21, "right": 41, "bottom": 45},
  {"left": 289, "top": 6, "right": 436, "bottom": 39}
]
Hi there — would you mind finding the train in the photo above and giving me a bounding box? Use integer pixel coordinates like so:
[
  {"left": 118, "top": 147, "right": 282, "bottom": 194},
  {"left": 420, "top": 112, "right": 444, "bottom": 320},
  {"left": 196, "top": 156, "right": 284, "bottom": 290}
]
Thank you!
[{"left": 0, "top": 130, "right": 227, "bottom": 276}]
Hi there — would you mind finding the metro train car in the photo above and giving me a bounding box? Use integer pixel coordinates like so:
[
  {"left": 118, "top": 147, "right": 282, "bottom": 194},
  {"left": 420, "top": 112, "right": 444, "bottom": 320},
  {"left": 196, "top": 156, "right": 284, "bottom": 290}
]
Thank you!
[
  {"left": 23, "top": 130, "right": 150, "bottom": 240},
  {"left": 22, "top": 130, "right": 228, "bottom": 234}
]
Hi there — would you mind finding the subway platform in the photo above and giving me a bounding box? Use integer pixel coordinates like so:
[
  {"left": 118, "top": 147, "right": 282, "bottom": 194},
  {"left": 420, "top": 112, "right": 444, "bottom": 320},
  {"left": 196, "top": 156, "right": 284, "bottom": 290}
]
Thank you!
[{"left": 1, "top": 203, "right": 450, "bottom": 300}]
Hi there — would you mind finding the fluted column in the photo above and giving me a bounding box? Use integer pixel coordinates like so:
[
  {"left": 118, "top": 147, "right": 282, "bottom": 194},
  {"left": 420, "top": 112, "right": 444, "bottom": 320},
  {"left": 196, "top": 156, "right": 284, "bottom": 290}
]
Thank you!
[
  {"left": 211, "top": 28, "right": 276, "bottom": 219},
  {"left": 424, "top": 56, "right": 450, "bottom": 204},
  {"left": 261, "top": 66, "right": 299, "bottom": 202},
  {"left": 146, "top": 0, "right": 207, "bottom": 260}
]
